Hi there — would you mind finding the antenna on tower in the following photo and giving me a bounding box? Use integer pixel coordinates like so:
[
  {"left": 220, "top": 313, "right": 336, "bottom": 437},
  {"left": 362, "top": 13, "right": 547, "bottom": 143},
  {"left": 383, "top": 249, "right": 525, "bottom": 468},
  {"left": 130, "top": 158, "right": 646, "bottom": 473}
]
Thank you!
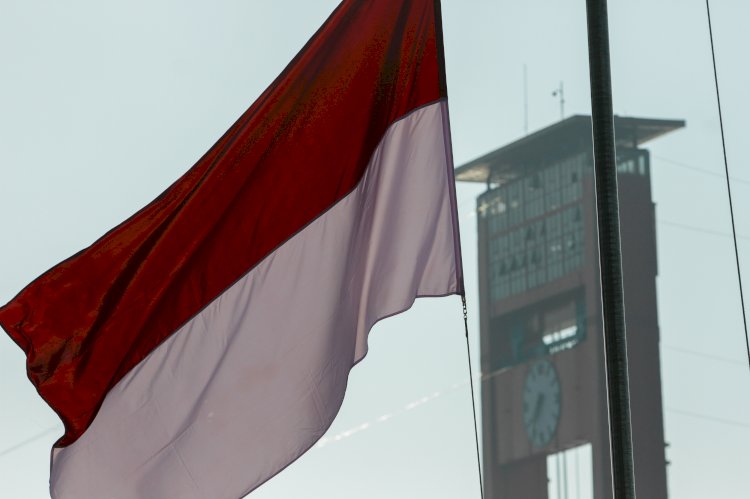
[
  {"left": 552, "top": 81, "right": 565, "bottom": 120},
  {"left": 523, "top": 64, "right": 529, "bottom": 134}
]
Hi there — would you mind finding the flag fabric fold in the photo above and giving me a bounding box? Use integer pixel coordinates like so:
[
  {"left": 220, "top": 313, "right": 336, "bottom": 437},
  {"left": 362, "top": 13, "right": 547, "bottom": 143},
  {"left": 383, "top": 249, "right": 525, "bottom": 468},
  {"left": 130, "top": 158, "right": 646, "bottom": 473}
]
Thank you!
[{"left": 0, "top": 1, "right": 463, "bottom": 497}]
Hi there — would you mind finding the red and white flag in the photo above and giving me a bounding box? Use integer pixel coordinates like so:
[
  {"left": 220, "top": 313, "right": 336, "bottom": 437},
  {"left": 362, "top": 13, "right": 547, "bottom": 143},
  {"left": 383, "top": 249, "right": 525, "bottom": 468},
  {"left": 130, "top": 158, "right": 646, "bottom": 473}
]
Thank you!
[{"left": 0, "top": 1, "right": 463, "bottom": 497}]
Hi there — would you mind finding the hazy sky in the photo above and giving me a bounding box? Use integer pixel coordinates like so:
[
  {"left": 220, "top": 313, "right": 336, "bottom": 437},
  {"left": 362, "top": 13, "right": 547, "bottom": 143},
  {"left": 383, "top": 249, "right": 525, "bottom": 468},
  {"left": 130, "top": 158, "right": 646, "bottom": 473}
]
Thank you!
[{"left": 1, "top": 1, "right": 749, "bottom": 498}]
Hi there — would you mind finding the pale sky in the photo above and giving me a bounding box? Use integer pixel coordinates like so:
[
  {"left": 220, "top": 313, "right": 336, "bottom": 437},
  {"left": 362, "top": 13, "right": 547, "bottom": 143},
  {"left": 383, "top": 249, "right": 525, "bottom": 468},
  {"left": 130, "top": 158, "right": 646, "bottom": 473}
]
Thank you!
[{"left": 1, "top": 1, "right": 749, "bottom": 498}]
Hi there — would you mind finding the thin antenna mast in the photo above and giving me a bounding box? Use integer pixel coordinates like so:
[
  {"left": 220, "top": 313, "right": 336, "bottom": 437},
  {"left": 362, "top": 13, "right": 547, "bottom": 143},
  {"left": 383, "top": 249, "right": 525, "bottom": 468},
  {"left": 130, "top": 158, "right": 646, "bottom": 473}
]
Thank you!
[
  {"left": 552, "top": 81, "right": 565, "bottom": 120},
  {"left": 524, "top": 64, "right": 529, "bottom": 134}
]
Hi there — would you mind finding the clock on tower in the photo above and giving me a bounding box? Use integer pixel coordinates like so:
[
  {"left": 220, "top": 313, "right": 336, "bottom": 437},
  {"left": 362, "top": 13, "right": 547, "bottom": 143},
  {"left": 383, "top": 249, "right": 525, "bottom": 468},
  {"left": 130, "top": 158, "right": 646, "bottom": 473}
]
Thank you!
[{"left": 523, "top": 360, "right": 561, "bottom": 449}]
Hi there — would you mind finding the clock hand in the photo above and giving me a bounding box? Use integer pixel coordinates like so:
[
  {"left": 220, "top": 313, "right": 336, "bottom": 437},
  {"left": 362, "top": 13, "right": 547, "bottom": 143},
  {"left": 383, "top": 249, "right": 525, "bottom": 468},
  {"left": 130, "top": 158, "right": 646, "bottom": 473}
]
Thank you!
[{"left": 533, "top": 393, "right": 544, "bottom": 425}]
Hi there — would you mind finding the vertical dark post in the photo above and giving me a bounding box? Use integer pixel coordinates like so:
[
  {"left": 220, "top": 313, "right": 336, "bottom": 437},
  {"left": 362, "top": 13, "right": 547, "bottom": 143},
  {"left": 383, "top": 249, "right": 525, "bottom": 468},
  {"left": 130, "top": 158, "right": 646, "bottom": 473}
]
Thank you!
[{"left": 584, "top": 0, "right": 637, "bottom": 498}]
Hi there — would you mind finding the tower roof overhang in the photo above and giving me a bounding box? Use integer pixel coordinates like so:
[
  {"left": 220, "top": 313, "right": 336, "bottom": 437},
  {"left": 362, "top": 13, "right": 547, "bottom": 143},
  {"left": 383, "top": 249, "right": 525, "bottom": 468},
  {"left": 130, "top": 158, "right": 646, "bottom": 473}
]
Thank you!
[{"left": 455, "top": 115, "right": 685, "bottom": 184}]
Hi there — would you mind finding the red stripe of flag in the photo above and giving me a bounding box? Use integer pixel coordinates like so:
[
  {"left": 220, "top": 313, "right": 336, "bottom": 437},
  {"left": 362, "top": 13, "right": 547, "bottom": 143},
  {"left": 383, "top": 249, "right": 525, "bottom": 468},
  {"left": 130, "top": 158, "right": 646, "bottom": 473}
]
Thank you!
[{"left": 0, "top": 0, "right": 445, "bottom": 448}]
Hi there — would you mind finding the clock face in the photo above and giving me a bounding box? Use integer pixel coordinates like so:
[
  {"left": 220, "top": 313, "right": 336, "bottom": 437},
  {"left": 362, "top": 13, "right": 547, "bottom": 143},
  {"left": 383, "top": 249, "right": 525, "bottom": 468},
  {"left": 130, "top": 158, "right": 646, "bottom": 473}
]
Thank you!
[{"left": 522, "top": 359, "right": 561, "bottom": 448}]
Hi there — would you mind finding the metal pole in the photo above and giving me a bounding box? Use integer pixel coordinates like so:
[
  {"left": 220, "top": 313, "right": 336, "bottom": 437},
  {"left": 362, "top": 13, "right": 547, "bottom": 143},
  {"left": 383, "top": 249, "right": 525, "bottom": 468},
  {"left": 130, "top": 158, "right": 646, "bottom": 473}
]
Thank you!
[
  {"left": 584, "top": 1, "right": 637, "bottom": 498},
  {"left": 563, "top": 450, "right": 569, "bottom": 499}
]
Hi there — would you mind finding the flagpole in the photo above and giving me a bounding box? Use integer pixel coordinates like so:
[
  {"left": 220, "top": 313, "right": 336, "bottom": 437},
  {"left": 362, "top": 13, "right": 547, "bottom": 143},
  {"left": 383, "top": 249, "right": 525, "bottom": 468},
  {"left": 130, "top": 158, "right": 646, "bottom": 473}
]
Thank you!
[{"left": 584, "top": 1, "right": 637, "bottom": 498}]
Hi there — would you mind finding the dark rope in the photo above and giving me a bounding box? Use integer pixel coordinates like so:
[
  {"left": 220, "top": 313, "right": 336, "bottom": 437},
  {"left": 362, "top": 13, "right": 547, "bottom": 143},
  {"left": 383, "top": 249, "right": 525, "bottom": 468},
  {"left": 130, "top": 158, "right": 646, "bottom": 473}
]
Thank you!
[
  {"left": 0, "top": 426, "right": 59, "bottom": 457},
  {"left": 705, "top": 0, "right": 750, "bottom": 371},
  {"left": 462, "top": 295, "right": 485, "bottom": 499}
]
